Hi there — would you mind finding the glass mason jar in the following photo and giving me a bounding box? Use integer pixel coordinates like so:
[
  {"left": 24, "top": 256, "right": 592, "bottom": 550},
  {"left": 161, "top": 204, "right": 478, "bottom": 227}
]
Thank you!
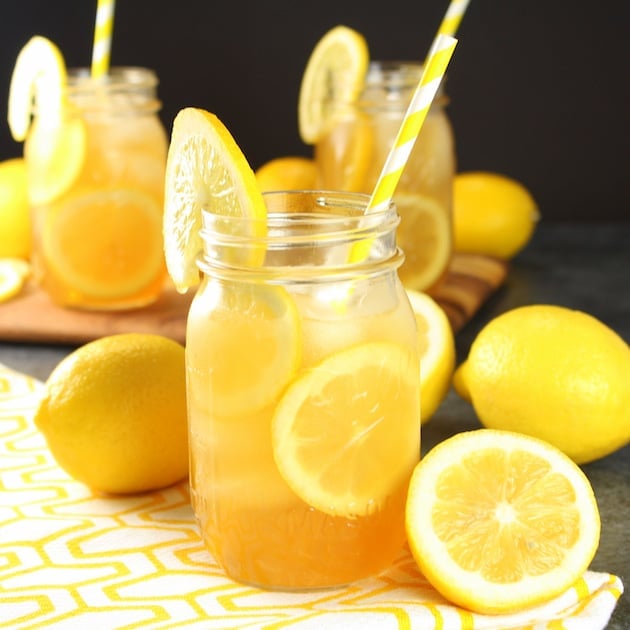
[
  {"left": 315, "top": 61, "right": 456, "bottom": 295},
  {"left": 186, "top": 190, "right": 421, "bottom": 590},
  {"left": 25, "top": 67, "right": 168, "bottom": 310}
]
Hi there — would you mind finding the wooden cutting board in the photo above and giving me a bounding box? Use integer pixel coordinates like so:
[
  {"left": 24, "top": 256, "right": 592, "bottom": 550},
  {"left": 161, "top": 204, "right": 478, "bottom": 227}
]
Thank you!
[{"left": 0, "top": 253, "right": 507, "bottom": 346}]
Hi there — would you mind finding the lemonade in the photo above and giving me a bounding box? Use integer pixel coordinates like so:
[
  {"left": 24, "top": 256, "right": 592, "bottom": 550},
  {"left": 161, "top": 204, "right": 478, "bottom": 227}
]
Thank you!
[
  {"left": 185, "top": 190, "right": 421, "bottom": 589},
  {"left": 25, "top": 67, "right": 168, "bottom": 309},
  {"left": 315, "top": 61, "right": 456, "bottom": 294}
]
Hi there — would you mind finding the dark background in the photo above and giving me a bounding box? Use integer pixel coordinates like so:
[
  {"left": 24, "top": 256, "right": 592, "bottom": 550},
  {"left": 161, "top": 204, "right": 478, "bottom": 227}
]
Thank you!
[{"left": 0, "top": 1, "right": 628, "bottom": 221}]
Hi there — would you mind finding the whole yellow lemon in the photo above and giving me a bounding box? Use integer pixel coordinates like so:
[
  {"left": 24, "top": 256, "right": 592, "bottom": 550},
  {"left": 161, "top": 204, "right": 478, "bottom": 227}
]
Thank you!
[
  {"left": 255, "top": 156, "right": 317, "bottom": 191},
  {"left": 454, "top": 305, "right": 630, "bottom": 464},
  {"left": 35, "top": 333, "right": 189, "bottom": 494},
  {"left": 453, "top": 171, "right": 540, "bottom": 259},
  {"left": 0, "top": 158, "right": 31, "bottom": 259}
]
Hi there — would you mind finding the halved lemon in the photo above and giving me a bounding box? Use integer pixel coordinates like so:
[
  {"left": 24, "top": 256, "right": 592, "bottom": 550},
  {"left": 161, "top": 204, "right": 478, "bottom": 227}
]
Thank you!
[
  {"left": 8, "top": 36, "right": 86, "bottom": 205},
  {"left": 163, "top": 107, "right": 267, "bottom": 292},
  {"left": 406, "top": 429, "right": 601, "bottom": 614},
  {"left": 405, "top": 290, "right": 455, "bottom": 422},
  {"left": 187, "top": 282, "right": 301, "bottom": 418},
  {"left": 0, "top": 258, "right": 30, "bottom": 303},
  {"left": 298, "top": 25, "right": 369, "bottom": 145},
  {"left": 395, "top": 192, "right": 451, "bottom": 291},
  {"left": 271, "top": 341, "right": 420, "bottom": 518},
  {"left": 43, "top": 189, "right": 164, "bottom": 299}
]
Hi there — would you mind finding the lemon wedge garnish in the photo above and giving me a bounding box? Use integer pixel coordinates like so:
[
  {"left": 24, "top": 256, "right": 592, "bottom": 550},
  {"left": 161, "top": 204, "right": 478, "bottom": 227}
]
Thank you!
[
  {"left": 298, "top": 25, "right": 369, "bottom": 145},
  {"left": 163, "top": 108, "right": 267, "bottom": 293}
]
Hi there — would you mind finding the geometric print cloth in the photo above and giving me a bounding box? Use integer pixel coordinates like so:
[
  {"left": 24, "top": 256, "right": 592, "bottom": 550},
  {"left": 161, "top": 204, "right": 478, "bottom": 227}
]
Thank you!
[{"left": 0, "top": 362, "right": 623, "bottom": 630}]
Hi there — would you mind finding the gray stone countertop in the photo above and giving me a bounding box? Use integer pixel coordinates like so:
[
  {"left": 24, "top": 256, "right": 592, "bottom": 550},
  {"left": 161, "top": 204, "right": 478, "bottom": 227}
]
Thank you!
[{"left": 1, "top": 221, "right": 628, "bottom": 628}]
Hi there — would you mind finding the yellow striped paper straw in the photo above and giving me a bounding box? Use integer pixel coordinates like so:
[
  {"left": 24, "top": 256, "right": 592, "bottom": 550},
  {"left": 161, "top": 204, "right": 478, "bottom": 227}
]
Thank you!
[
  {"left": 365, "top": 34, "right": 458, "bottom": 216},
  {"left": 437, "top": 0, "right": 471, "bottom": 37},
  {"left": 91, "top": 0, "right": 116, "bottom": 78}
]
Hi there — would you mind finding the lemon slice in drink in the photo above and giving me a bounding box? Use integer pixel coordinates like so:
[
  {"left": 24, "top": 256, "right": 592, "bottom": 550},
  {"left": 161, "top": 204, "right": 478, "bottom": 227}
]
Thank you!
[
  {"left": 406, "top": 429, "right": 601, "bottom": 614},
  {"left": 405, "top": 290, "right": 455, "bottom": 423},
  {"left": 395, "top": 192, "right": 451, "bottom": 291},
  {"left": 298, "top": 25, "right": 369, "bottom": 144},
  {"left": 43, "top": 189, "right": 164, "bottom": 299},
  {"left": 8, "top": 36, "right": 86, "bottom": 205},
  {"left": 163, "top": 108, "right": 268, "bottom": 292},
  {"left": 271, "top": 341, "right": 420, "bottom": 518},
  {"left": 187, "top": 282, "right": 302, "bottom": 418}
]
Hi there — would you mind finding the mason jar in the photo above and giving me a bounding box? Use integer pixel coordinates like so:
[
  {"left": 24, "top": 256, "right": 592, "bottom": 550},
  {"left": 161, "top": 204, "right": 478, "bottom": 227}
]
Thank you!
[
  {"left": 186, "top": 190, "right": 421, "bottom": 590},
  {"left": 25, "top": 67, "right": 168, "bottom": 310},
  {"left": 315, "top": 61, "right": 456, "bottom": 295}
]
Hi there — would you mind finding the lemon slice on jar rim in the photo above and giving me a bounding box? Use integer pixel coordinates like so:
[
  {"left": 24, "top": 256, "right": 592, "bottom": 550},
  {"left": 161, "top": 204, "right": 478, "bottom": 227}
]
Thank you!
[
  {"left": 8, "top": 36, "right": 86, "bottom": 205},
  {"left": 163, "top": 107, "right": 268, "bottom": 293},
  {"left": 298, "top": 25, "right": 369, "bottom": 145}
]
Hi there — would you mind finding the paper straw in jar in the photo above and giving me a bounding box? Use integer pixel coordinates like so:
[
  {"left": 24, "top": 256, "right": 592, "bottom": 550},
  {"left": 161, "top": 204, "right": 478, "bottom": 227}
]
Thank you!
[
  {"left": 347, "top": 34, "right": 457, "bottom": 267},
  {"left": 365, "top": 34, "right": 457, "bottom": 217},
  {"left": 91, "top": 0, "right": 116, "bottom": 78},
  {"left": 437, "top": 0, "right": 471, "bottom": 38}
]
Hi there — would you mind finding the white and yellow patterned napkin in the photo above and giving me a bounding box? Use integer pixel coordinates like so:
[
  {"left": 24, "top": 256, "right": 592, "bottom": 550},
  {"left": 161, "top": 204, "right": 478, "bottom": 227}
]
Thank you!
[{"left": 0, "top": 363, "right": 623, "bottom": 629}]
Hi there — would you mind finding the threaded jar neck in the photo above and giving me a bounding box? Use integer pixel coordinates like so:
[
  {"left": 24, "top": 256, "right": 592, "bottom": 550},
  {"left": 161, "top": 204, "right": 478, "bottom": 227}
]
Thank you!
[{"left": 198, "top": 190, "right": 404, "bottom": 284}]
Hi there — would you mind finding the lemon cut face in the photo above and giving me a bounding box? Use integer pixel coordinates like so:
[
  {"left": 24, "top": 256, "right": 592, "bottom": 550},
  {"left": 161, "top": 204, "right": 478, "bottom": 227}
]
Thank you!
[
  {"left": 271, "top": 341, "right": 420, "bottom": 518},
  {"left": 406, "top": 429, "right": 601, "bottom": 614},
  {"left": 163, "top": 108, "right": 267, "bottom": 293}
]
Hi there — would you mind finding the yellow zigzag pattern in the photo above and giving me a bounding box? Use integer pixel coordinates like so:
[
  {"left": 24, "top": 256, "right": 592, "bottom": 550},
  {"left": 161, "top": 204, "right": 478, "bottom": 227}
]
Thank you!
[{"left": 0, "top": 363, "right": 622, "bottom": 629}]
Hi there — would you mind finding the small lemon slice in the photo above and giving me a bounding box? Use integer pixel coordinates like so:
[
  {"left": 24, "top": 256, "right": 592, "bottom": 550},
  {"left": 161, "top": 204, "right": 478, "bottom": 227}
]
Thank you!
[
  {"left": 163, "top": 108, "right": 268, "bottom": 293},
  {"left": 8, "top": 36, "right": 86, "bottom": 205},
  {"left": 298, "top": 25, "right": 369, "bottom": 145},
  {"left": 395, "top": 192, "right": 451, "bottom": 291},
  {"left": 43, "top": 189, "right": 164, "bottom": 299},
  {"left": 0, "top": 258, "right": 30, "bottom": 302},
  {"left": 405, "top": 290, "right": 455, "bottom": 423},
  {"left": 406, "top": 429, "right": 601, "bottom": 614},
  {"left": 271, "top": 341, "right": 420, "bottom": 518}
]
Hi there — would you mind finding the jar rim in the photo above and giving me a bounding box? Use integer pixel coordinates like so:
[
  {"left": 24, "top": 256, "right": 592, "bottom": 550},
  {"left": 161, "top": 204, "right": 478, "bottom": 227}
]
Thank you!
[
  {"left": 67, "top": 66, "right": 159, "bottom": 89},
  {"left": 198, "top": 190, "right": 403, "bottom": 282}
]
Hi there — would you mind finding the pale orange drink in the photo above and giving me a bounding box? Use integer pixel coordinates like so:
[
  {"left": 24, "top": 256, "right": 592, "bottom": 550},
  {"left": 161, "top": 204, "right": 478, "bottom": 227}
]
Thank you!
[
  {"left": 6, "top": 35, "right": 169, "bottom": 310},
  {"left": 24, "top": 67, "right": 168, "bottom": 309},
  {"left": 315, "top": 61, "right": 456, "bottom": 294},
  {"left": 185, "top": 190, "right": 421, "bottom": 589}
]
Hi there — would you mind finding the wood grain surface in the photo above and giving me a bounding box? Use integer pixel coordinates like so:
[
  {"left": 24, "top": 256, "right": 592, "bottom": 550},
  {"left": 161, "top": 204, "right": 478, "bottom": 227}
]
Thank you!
[{"left": 0, "top": 254, "right": 507, "bottom": 346}]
